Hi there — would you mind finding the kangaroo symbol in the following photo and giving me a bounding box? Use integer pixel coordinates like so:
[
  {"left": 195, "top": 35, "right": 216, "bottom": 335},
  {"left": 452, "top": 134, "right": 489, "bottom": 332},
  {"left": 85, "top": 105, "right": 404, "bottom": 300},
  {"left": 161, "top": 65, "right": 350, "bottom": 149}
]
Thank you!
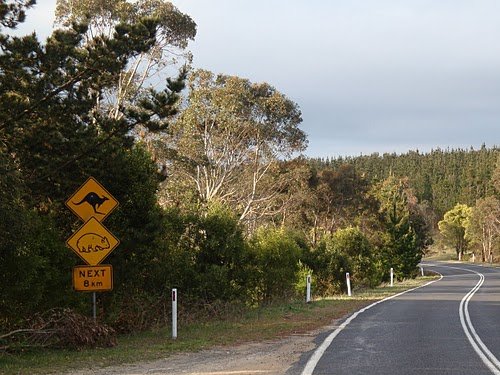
[{"left": 73, "top": 192, "right": 109, "bottom": 215}]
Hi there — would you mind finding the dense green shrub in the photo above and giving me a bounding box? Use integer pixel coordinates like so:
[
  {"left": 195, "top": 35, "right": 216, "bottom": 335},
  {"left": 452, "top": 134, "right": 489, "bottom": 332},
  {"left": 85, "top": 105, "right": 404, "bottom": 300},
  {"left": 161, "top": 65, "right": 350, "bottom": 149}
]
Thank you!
[
  {"left": 0, "top": 155, "right": 86, "bottom": 328},
  {"left": 249, "top": 228, "right": 303, "bottom": 303},
  {"left": 190, "top": 204, "right": 251, "bottom": 302},
  {"left": 303, "top": 227, "right": 382, "bottom": 296},
  {"left": 327, "top": 227, "right": 381, "bottom": 288},
  {"left": 294, "top": 260, "right": 314, "bottom": 299},
  {"left": 306, "top": 239, "right": 349, "bottom": 295}
]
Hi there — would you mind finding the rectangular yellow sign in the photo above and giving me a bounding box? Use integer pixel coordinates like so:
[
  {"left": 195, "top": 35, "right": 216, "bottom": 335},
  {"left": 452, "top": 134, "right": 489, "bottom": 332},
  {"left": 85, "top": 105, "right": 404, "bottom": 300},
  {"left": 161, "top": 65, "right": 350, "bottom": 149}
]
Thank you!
[{"left": 73, "top": 265, "right": 113, "bottom": 292}]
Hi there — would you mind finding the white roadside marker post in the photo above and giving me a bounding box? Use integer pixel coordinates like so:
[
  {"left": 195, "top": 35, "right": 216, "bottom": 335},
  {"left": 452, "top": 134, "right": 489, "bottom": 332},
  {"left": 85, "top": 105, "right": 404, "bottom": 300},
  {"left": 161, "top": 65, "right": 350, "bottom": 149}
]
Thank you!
[
  {"left": 390, "top": 267, "right": 394, "bottom": 287},
  {"left": 306, "top": 274, "right": 312, "bottom": 303},
  {"left": 346, "top": 272, "right": 352, "bottom": 297},
  {"left": 172, "top": 288, "right": 178, "bottom": 340}
]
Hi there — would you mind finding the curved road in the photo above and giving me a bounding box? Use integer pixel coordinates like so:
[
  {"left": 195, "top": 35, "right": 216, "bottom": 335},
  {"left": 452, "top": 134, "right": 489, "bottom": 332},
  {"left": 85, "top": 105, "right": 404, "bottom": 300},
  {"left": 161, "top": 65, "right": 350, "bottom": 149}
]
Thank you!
[{"left": 295, "top": 262, "right": 500, "bottom": 375}]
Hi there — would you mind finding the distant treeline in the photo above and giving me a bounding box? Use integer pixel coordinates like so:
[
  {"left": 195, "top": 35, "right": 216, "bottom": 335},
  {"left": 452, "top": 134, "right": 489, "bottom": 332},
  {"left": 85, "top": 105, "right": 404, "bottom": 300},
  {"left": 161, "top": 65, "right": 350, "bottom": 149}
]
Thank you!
[{"left": 310, "top": 146, "right": 500, "bottom": 218}]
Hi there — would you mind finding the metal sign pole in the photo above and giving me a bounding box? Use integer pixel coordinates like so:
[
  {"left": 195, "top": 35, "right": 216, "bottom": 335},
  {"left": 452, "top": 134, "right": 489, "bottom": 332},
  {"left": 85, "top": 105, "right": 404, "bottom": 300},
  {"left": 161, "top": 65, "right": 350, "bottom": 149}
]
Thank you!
[{"left": 92, "top": 292, "right": 97, "bottom": 322}]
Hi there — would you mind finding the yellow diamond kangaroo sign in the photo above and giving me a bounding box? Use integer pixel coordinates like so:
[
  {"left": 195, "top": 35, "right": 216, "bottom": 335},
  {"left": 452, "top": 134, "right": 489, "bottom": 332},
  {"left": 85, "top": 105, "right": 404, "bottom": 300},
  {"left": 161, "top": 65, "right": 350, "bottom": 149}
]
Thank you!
[
  {"left": 66, "top": 177, "right": 118, "bottom": 223},
  {"left": 66, "top": 217, "right": 120, "bottom": 266}
]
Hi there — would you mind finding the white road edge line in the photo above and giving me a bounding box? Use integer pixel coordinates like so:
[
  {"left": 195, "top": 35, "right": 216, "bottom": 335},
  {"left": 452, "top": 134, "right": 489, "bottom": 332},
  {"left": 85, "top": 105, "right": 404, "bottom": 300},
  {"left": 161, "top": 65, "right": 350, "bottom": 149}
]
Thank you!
[
  {"left": 423, "top": 264, "right": 500, "bottom": 374},
  {"left": 300, "top": 275, "right": 442, "bottom": 375},
  {"left": 457, "top": 268, "right": 500, "bottom": 374}
]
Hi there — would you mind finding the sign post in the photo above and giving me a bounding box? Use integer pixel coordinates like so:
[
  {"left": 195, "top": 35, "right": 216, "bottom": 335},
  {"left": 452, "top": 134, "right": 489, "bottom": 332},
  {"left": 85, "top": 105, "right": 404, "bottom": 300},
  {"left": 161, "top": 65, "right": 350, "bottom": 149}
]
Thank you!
[
  {"left": 65, "top": 177, "right": 119, "bottom": 320},
  {"left": 92, "top": 292, "right": 97, "bottom": 322}
]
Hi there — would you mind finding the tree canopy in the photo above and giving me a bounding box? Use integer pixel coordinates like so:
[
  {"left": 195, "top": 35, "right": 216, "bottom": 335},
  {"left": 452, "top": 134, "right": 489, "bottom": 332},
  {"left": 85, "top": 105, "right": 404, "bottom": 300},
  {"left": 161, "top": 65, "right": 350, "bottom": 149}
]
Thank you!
[
  {"left": 159, "top": 69, "right": 307, "bottom": 225},
  {"left": 438, "top": 203, "right": 472, "bottom": 259}
]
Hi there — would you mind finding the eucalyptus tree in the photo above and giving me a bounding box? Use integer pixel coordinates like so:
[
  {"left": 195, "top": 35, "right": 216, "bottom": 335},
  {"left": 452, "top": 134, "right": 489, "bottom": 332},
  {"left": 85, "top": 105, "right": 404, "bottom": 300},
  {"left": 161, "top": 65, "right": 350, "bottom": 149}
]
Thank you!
[
  {"left": 465, "top": 197, "right": 500, "bottom": 262},
  {"left": 161, "top": 69, "right": 307, "bottom": 227},
  {"left": 438, "top": 203, "right": 472, "bottom": 260},
  {"left": 307, "top": 164, "right": 378, "bottom": 243},
  {"left": 54, "top": 0, "right": 196, "bottom": 122}
]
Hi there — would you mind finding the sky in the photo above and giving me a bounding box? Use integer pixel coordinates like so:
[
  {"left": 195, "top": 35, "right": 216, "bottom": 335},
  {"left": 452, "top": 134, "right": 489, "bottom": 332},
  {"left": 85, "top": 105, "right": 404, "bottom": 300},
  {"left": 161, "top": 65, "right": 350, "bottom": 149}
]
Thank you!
[{"left": 13, "top": 0, "right": 500, "bottom": 158}]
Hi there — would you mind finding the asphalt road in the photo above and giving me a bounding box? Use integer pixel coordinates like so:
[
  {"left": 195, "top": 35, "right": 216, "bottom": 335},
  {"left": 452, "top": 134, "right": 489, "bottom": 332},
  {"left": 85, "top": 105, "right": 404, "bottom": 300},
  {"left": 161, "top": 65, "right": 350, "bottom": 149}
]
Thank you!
[{"left": 295, "top": 262, "right": 500, "bottom": 375}]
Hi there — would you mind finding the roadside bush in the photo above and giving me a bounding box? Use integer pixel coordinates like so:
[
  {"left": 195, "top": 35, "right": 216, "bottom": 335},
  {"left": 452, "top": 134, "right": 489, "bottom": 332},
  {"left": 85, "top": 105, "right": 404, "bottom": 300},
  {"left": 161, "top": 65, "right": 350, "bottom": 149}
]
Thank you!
[
  {"left": 294, "top": 261, "right": 314, "bottom": 299},
  {"left": 327, "top": 227, "right": 381, "bottom": 288},
  {"left": 191, "top": 203, "right": 251, "bottom": 302},
  {"left": 306, "top": 240, "right": 349, "bottom": 295},
  {"left": 1, "top": 308, "right": 116, "bottom": 352},
  {"left": 249, "top": 228, "right": 303, "bottom": 303},
  {"left": 305, "top": 227, "right": 381, "bottom": 295},
  {"left": 0, "top": 207, "right": 84, "bottom": 330},
  {"left": 105, "top": 289, "right": 170, "bottom": 333}
]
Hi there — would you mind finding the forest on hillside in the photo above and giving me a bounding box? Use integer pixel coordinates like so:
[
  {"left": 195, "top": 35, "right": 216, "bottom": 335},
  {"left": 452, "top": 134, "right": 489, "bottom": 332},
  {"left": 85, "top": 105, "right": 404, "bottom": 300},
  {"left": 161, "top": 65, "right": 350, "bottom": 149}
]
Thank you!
[
  {"left": 1, "top": 0, "right": 499, "bottom": 350},
  {"left": 310, "top": 146, "right": 500, "bottom": 262},
  {"left": 311, "top": 146, "right": 499, "bottom": 217}
]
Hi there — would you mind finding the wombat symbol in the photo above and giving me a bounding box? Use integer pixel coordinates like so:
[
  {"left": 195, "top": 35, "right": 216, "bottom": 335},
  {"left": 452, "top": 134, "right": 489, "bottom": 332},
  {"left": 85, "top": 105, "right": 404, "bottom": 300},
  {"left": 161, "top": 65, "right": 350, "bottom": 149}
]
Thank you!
[{"left": 77, "top": 233, "right": 110, "bottom": 253}]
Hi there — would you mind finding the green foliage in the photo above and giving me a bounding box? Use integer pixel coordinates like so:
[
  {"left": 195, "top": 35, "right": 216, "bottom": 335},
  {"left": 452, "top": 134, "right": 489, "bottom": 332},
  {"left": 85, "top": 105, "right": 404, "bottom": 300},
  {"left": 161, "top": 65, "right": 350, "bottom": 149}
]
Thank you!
[
  {"left": 0, "top": 206, "right": 69, "bottom": 327},
  {"left": 302, "top": 164, "right": 379, "bottom": 244},
  {"left": 0, "top": 7, "right": 188, "bottom": 332},
  {"left": 328, "top": 227, "right": 380, "bottom": 287},
  {"left": 438, "top": 203, "right": 472, "bottom": 258},
  {"left": 375, "top": 176, "right": 422, "bottom": 279},
  {"left": 189, "top": 203, "right": 251, "bottom": 302},
  {"left": 54, "top": 0, "right": 196, "bottom": 124},
  {"left": 106, "top": 201, "right": 251, "bottom": 321},
  {"left": 294, "top": 261, "right": 314, "bottom": 299},
  {"left": 159, "top": 69, "right": 307, "bottom": 225},
  {"left": 0, "top": 0, "right": 35, "bottom": 28},
  {"left": 493, "top": 155, "right": 500, "bottom": 194},
  {"left": 305, "top": 240, "right": 349, "bottom": 295},
  {"left": 313, "top": 147, "right": 499, "bottom": 218},
  {"left": 306, "top": 227, "right": 380, "bottom": 295},
  {"left": 465, "top": 196, "right": 500, "bottom": 262},
  {"left": 249, "top": 228, "right": 303, "bottom": 303},
  {"left": 0, "top": 153, "right": 84, "bottom": 328}
]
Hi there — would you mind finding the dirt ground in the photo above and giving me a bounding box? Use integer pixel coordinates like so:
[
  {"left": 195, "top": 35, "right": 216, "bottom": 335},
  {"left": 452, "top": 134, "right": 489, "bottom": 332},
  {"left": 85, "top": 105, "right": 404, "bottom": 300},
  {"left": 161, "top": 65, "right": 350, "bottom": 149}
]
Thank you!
[{"left": 64, "top": 324, "right": 335, "bottom": 375}]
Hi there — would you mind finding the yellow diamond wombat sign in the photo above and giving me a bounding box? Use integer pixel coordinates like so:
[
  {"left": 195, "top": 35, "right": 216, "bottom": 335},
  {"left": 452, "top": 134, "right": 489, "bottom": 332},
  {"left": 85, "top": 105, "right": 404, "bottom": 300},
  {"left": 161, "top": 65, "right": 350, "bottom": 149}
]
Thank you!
[{"left": 66, "top": 217, "right": 120, "bottom": 266}]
